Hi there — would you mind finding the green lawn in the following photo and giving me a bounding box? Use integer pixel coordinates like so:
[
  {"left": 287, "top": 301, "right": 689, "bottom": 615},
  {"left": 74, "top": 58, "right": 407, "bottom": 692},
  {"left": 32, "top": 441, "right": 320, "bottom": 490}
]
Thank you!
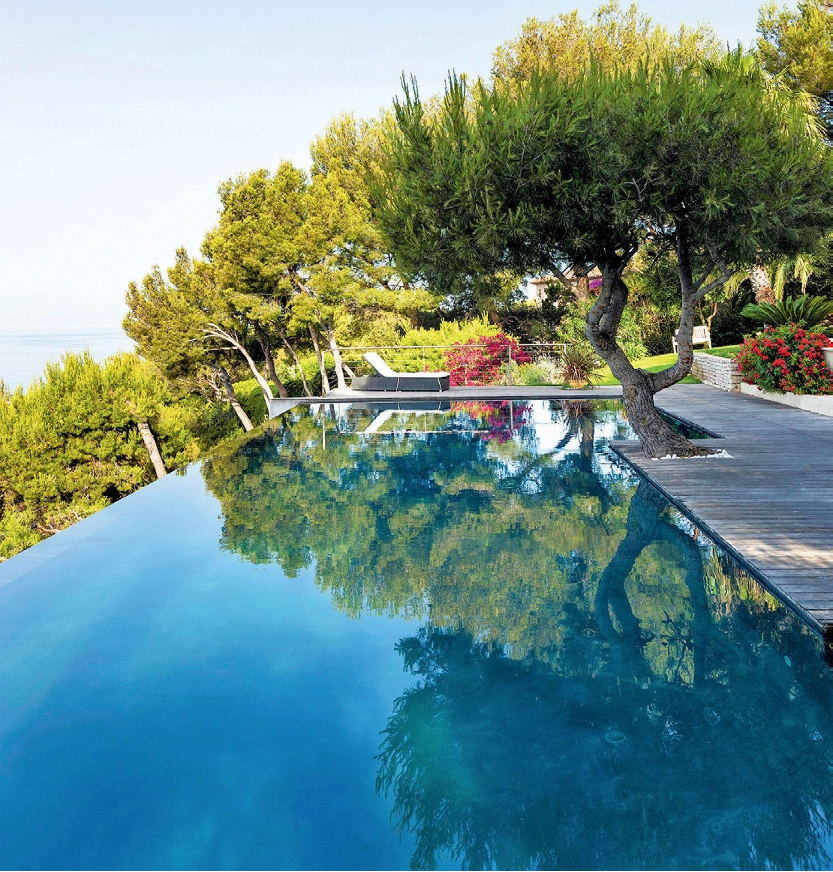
[
  {"left": 594, "top": 345, "right": 739, "bottom": 386},
  {"left": 698, "top": 344, "right": 741, "bottom": 359}
]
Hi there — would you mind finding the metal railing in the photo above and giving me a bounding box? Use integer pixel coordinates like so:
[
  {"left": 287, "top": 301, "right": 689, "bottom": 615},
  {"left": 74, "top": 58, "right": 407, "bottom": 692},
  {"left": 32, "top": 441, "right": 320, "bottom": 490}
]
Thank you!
[{"left": 337, "top": 343, "right": 569, "bottom": 387}]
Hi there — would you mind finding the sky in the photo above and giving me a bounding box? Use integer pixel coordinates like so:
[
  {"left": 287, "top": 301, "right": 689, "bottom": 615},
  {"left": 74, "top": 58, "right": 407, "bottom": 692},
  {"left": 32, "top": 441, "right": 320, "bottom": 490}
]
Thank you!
[{"left": 1, "top": 0, "right": 766, "bottom": 335}]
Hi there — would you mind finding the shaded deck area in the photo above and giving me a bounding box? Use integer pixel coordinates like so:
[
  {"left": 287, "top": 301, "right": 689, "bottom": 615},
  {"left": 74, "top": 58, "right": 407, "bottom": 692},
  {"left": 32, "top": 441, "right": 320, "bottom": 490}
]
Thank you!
[{"left": 616, "top": 383, "right": 833, "bottom": 645}]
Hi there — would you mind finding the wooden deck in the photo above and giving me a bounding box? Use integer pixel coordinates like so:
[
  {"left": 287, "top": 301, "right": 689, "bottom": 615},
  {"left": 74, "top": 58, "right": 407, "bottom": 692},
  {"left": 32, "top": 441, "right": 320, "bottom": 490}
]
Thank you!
[{"left": 614, "top": 383, "right": 833, "bottom": 646}]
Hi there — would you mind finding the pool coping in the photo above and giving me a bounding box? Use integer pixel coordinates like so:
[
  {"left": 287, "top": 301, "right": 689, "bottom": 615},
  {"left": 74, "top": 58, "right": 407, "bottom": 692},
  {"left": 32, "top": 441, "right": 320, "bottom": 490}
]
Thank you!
[{"left": 610, "top": 384, "right": 833, "bottom": 660}]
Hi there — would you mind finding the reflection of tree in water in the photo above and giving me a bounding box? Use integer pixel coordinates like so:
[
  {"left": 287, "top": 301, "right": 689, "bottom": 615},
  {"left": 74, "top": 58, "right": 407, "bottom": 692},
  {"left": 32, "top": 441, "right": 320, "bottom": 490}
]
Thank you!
[
  {"left": 201, "top": 402, "right": 634, "bottom": 642},
  {"left": 377, "top": 483, "right": 833, "bottom": 871},
  {"left": 202, "top": 402, "right": 833, "bottom": 869}
]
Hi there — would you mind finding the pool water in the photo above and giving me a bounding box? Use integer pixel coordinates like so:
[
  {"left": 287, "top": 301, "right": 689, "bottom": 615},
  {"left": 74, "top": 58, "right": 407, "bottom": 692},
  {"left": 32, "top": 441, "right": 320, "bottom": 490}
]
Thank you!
[{"left": 1, "top": 400, "right": 832, "bottom": 870}]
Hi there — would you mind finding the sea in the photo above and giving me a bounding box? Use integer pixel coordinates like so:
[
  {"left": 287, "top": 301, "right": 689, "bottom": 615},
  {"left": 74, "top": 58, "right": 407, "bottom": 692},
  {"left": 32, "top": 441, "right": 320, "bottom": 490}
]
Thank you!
[{"left": 0, "top": 332, "right": 135, "bottom": 392}]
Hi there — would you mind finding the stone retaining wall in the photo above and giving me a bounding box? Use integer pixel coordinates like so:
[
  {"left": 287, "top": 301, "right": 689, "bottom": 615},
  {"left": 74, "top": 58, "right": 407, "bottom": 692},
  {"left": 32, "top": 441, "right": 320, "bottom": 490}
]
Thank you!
[{"left": 690, "top": 352, "right": 740, "bottom": 392}]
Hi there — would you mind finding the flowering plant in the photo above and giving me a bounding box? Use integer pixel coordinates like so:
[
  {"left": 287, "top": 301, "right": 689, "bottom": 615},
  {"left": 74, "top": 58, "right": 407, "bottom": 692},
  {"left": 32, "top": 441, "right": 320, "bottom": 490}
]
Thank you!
[
  {"left": 444, "top": 333, "right": 530, "bottom": 386},
  {"left": 734, "top": 324, "right": 833, "bottom": 395}
]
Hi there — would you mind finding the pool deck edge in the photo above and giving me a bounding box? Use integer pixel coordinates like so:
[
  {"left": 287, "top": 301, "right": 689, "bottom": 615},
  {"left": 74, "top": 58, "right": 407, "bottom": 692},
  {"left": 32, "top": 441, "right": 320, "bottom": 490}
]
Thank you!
[{"left": 611, "top": 383, "right": 833, "bottom": 653}]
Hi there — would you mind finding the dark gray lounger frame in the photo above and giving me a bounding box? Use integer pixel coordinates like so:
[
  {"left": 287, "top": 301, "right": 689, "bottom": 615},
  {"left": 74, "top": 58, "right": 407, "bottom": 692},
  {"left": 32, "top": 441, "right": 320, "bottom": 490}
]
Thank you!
[
  {"left": 351, "top": 373, "right": 450, "bottom": 392},
  {"left": 351, "top": 352, "right": 450, "bottom": 392}
]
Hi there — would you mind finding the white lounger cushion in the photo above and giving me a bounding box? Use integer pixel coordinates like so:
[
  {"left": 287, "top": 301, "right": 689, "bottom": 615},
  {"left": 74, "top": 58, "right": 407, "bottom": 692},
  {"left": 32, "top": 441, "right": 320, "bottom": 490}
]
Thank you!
[{"left": 363, "top": 352, "right": 450, "bottom": 379}]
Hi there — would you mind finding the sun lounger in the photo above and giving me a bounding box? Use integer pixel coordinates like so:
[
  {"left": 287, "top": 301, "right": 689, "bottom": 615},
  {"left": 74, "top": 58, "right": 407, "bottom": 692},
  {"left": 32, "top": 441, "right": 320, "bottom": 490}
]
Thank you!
[{"left": 351, "top": 352, "right": 451, "bottom": 392}]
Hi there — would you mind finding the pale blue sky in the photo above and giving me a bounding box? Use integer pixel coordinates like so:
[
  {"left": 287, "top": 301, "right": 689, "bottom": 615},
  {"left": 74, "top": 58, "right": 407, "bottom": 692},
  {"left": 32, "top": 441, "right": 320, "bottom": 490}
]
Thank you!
[{"left": 1, "top": 0, "right": 765, "bottom": 333}]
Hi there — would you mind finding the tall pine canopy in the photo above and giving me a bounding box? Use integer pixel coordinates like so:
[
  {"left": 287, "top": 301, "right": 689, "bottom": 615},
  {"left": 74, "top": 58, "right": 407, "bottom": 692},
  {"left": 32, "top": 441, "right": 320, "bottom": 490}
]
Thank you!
[{"left": 376, "top": 52, "right": 833, "bottom": 456}]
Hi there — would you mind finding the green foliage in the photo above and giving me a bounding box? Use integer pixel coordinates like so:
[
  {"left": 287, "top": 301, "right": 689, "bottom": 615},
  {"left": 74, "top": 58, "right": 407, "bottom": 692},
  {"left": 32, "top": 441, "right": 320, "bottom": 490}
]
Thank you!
[
  {"left": 0, "top": 353, "right": 199, "bottom": 560},
  {"left": 232, "top": 379, "right": 270, "bottom": 426},
  {"left": 377, "top": 50, "right": 833, "bottom": 420},
  {"left": 124, "top": 250, "right": 215, "bottom": 393},
  {"left": 626, "top": 250, "right": 686, "bottom": 353},
  {"left": 741, "top": 295, "right": 833, "bottom": 333},
  {"left": 757, "top": 0, "right": 833, "bottom": 138},
  {"left": 557, "top": 345, "right": 602, "bottom": 387},
  {"left": 492, "top": 1, "right": 720, "bottom": 87},
  {"left": 556, "top": 300, "right": 647, "bottom": 360},
  {"left": 517, "top": 358, "right": 562, "bottom": 386},
  {"left": 362, "top": 315, "right": 495, "bottom": 373}
]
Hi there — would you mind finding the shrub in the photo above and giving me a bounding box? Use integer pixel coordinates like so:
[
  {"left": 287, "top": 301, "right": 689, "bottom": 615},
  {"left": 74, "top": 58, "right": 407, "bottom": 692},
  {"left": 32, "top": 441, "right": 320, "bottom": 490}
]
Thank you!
[
  {"left": 734, "top": 324, "right": 833, "bottom": 395},
  {"left": 383, "top": 315, "right": 495, "bottom": 373},
  {"left": 741, "top": 296, "right": 833, "bottom": 334},
  {"left": 557, "top": 345, "right": 601, "bottom": 388},
  {"left": 518, "top": 358, "right": 561, "bottom": 386},
  {"left": 444, "top": 333, "right": 531, "bottom": 386}
]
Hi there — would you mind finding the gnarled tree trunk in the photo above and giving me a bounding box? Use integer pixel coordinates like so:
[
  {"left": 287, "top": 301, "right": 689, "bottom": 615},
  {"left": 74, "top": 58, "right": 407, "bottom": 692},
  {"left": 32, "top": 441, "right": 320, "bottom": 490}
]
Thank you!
[{"left": 585, "top": 230, "right": 727, "bottom": 458}]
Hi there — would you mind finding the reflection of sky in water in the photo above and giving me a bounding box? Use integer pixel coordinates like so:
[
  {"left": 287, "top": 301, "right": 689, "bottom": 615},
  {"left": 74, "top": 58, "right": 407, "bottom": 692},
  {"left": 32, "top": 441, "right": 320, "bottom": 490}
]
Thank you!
[{"left": 1, "top": 400, "right": 833, "bottom": 870}]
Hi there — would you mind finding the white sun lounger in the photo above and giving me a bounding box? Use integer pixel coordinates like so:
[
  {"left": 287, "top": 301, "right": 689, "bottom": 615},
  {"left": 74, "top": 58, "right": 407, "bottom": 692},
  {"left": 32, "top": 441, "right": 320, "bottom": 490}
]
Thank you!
[
  {"left": 351, "top": 352, "right": 450, "bottom": 392},
  {"left": 672, "top": 325, "right": 712, "bottom": 353}
]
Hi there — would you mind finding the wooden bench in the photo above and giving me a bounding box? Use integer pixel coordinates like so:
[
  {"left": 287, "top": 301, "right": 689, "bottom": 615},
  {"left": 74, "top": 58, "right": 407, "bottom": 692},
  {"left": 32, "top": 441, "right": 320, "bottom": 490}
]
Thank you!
[
  {"left": 672, "top": 325, "right": 712, "bottom": 354},
  {"left": 351, "top": 352, "right": 451, "bottom": 392}
]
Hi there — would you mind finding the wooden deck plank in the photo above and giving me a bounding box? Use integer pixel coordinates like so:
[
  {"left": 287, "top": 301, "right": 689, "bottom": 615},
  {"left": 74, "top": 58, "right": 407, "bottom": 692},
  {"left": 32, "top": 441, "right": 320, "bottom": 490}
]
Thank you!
[{"left": 611, "top": 382, "right": 833, "bottom": 639}]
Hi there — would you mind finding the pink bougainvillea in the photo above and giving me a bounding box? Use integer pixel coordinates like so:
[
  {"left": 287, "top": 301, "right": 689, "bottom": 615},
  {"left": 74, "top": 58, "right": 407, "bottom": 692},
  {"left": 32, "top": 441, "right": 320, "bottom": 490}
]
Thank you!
[{"left": 444, "top": 334, "right": 531, "bottom": 386}]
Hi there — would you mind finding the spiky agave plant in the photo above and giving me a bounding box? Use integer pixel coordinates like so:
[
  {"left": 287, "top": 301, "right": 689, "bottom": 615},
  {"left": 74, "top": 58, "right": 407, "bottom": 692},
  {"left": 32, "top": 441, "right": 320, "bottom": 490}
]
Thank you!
[
  {"left": 741, "top": 296, "right": 833, "bottom": 334},
  {"left": 558, "top": 344, "right": 601, "bottom": 388}
]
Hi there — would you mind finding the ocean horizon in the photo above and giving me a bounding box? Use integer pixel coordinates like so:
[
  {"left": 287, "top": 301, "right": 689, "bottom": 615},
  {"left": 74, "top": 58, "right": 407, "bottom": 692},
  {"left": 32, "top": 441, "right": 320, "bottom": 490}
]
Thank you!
[{"left": 0, "top": 330, "right": 135, "bottom": 391}]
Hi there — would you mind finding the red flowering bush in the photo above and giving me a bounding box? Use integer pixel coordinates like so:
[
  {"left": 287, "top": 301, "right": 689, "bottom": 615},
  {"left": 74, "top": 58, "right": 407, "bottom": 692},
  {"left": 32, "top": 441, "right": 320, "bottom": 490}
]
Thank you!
[
  {"left": 444, "top": 333, "right": 531, "bottom": 386},
  {"left": 734, "top": 324, "right": 833, "bottom": 395}
]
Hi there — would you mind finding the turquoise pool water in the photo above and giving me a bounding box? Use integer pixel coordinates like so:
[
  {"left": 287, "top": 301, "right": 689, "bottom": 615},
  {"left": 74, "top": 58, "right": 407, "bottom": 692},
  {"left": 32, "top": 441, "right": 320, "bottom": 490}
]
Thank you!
[{"left": 0, "top": 400, "right": 832, "bottom": 870}]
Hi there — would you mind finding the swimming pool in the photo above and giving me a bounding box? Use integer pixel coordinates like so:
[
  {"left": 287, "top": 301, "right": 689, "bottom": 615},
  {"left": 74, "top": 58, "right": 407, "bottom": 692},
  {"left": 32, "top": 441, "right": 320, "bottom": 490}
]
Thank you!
[{"left": 0, "top": 400, "right": 831, "bottom": 869}]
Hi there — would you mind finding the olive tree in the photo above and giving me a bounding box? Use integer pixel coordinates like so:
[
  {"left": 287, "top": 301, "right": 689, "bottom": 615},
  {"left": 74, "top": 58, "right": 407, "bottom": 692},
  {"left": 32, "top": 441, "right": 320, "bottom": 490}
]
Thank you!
[{"left": 376, "top": 52, "right": 833, "bottom": 456}]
